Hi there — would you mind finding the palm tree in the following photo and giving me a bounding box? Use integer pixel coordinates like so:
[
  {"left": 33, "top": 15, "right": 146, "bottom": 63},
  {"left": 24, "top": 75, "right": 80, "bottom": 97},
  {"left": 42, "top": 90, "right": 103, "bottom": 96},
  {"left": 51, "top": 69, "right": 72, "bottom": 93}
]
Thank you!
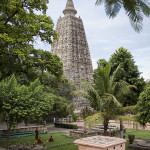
[
  {"left": 74, "top": 63, "right": 134, "bottom": 135},
  {"left": 95, "top": 0, "right": 150, "bottom": 32}
]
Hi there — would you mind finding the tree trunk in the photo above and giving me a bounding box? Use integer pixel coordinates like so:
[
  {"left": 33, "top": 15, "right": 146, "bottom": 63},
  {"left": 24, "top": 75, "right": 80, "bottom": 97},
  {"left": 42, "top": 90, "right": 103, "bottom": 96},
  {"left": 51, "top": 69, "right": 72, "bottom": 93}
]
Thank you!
[
  {"left": 7, "top": 128, "right": 11, "bottom": 148},
  {"left": 103, "top": 118, "right": 109, "bottom": 136},
  {"left": 120, "top": 119, "right": 123, "bottom": 138}
]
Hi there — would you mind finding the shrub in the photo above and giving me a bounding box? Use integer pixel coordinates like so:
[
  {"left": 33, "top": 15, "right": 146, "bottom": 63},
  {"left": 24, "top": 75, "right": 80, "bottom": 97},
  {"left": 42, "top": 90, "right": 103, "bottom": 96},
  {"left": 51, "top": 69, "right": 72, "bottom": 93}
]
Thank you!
[
  {"left": 128, "top": 134, "right": 135, "bottom": 144},
  {"left": 54, "top": 123, "right": 78, "bottom": 129},
  {"left": 72, "top": 114, "right": 79, "bottom": 122},
  {"left": 111, "top": 130, "right": 116, "bottom": 136}
]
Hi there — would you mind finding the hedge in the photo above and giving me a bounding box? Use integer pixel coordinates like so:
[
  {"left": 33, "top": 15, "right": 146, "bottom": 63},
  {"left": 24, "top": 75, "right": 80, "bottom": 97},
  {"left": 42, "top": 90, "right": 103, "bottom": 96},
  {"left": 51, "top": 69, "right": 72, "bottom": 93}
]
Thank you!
[{"left": 54, "top": 123, "right": 78, "bottom": 129}]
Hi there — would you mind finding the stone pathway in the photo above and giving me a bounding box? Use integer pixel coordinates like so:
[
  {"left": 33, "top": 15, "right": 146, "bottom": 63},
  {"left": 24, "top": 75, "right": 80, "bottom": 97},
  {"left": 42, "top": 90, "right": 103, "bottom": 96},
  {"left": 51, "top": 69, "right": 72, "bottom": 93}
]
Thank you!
[{"left": 47, "top": 125, "right": 72, "bottom": 133}]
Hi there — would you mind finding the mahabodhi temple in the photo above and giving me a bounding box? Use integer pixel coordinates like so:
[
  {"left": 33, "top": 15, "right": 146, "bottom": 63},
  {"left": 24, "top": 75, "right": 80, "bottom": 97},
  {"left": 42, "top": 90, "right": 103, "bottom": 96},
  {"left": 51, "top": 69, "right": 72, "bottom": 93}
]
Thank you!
[{"left": 51, "top": 0, "right": 93, "bottom": 112}]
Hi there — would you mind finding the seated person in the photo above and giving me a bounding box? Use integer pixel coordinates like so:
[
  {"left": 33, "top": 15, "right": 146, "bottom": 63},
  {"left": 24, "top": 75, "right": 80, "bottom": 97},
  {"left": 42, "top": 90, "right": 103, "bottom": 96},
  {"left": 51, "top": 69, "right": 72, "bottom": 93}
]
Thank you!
[
  {"left": 49, "top": 136, "right": 54, "bottom": 142},
  {"left": 37, "top": 137, "right": 43, "bottom": 144}
]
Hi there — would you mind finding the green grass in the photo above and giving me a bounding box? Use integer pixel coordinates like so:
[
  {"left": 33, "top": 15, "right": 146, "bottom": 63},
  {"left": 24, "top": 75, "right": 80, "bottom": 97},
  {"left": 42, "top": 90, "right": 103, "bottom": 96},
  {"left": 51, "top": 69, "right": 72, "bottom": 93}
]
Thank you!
[
  {"left": 1, "top": 130, "right": 150, "bottom": 150},
  {"left": 126, "top": 129, "right": 137, "bottom": 132},
  {"left": 46, "top": 123, "right": 54, "bottom": 126},
  {"left": 0, "top": 132, "right": 77, "bottom": 150},
  {"left": 124, "top": 129, "right": 150, "bottom": 139},
  {"left": 125, "top": 141, "right": 134, "bottom": 150}
]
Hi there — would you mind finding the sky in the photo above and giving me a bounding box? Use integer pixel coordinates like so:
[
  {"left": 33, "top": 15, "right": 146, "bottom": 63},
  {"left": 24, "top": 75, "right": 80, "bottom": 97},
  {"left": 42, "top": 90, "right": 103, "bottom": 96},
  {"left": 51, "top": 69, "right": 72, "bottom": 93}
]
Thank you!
[{"left": 34, "top": 0, "right": 150, "bottom": 80}]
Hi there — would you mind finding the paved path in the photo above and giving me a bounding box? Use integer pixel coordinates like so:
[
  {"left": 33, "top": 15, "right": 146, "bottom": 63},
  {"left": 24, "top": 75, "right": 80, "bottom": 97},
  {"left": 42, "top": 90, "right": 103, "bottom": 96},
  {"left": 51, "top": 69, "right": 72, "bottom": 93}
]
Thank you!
[{"left": 47, "top": 126, "right": 72, "bottom": 133}]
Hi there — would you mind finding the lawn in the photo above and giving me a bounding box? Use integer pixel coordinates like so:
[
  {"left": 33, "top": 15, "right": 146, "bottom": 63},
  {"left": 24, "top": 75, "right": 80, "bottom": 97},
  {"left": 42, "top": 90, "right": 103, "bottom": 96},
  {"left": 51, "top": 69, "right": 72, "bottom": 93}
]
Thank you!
[
  {"left": 0, "top": 132, "right": 78, "bottom": 150},
  {"left": 124, "top": 129, "right": 150, "bottom": 139},
  {"left": 46, "top": 123, "right": 54, "bottom": 126},
  {"left": 0, "top": 129, "right": 150, "bottom": 150}
]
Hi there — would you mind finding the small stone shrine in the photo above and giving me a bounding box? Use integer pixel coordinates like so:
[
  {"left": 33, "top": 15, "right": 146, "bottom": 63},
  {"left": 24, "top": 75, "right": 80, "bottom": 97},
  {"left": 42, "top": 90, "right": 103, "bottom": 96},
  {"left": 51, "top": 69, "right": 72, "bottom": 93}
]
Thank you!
[
  {"left": 51, "top": 0, "right": 93, "bottom": 111},
  {"left": 74, "top": 136, "right": 126, "bottom": 150}
]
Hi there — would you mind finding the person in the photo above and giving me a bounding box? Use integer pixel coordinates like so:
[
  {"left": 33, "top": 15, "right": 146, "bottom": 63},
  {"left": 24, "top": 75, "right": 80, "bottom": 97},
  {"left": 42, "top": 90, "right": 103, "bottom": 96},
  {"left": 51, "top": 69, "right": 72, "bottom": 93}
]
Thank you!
[
  {"left": 49, "top": 136, "right": 54, "bottom": 142},
  {"left": 35, "top": 128, "right": 39, "bottom": 141},
  {"left": 44, "top": 120, "right": 46, "bottom": 126},
  {"left": 37, "top": 137, "right": 43, "bottom": 144}
]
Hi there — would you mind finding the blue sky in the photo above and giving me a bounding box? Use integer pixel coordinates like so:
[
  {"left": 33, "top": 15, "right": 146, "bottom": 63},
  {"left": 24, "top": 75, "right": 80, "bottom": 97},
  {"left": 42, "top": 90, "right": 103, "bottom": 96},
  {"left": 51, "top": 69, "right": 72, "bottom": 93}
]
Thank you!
[{"left": 34, "top": 0, "right": 150, "bottom": 80}]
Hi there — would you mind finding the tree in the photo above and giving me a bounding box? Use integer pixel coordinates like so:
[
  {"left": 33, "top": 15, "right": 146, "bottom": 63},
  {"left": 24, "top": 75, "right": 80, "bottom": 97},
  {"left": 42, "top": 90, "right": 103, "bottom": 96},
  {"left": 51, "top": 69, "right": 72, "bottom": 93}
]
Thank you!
[
  {"left": 0, "top": 75, "right": 54, "bottom": 148},
  {"left": 96, "top": 0, "right": 150, "bottom": 32},
  {"left": 136, "top": 85, "right": 150, "bottom": 126},
  {"left": 109, "top": 47, "right": 145, "bottom": 106},
  {"left": 97, "top": 59, "right": 108, "bottom": 68},
  {"left": 0, "top": 49, "right": 63, "bottom": 83},
  {"left": 37, "top": 70, "right": 76, "bottom": 103},
  {"left": 0, "top": 0, "right": 60, "bottom": 80},
  {"left": 51, "top": 96, "right": 68, "bottom": 118},
  {"left": 74, "top": 63, "right": 133, "bottom": 135}
]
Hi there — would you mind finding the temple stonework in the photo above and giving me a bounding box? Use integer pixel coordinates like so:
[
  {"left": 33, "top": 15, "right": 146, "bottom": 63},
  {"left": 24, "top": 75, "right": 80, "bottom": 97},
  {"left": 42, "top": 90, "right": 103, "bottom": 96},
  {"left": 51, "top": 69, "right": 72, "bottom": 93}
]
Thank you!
[{"left": 51, "top": 0, "right": 93, "bottom": 111}]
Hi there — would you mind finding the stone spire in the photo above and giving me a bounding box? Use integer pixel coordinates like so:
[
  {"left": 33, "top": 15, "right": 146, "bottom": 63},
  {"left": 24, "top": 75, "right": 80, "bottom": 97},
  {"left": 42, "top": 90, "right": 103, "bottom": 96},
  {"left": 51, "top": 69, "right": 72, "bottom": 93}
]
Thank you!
[
  {"left": 63, "top": 0, "right": 77, "bottom": 16},
  {"left": 51, "top": 0, "right": 93, "bottom": 111}
]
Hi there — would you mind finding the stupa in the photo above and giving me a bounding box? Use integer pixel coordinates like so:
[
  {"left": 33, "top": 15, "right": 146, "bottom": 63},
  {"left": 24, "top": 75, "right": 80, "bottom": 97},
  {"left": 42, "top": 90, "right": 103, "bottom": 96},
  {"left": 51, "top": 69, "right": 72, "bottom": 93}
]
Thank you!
[{"left": 51, "top": 0, "right": 93, "bottom": 111}]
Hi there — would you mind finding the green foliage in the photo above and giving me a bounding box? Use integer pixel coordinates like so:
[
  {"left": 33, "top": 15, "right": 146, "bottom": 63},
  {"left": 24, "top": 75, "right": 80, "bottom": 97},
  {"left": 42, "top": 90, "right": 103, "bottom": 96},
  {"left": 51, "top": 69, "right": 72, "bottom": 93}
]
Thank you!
[
  {"left": 0, "top": 132, "right": 77, "bottom": 149},
  {"left": 118, "top": 106, "right": 137, "bottom": 115},
  {"left": 128, "top": 134, "right": 135, "bottom": 144},
  {"left": 81, "top": 107, "right": 95, "bottom": 119},
  {"left": 0, "top": 75, "right": 54, "bottom": 128},
  {"left": 111, "top": 130, "right": 117, "bottom": 137},
  {"left": 0, "top": 74, "right": 55, "bottom": 147},
  {"left": 97, "top": 59, "right": 108, "bottom": 67},
  {"left": 35, "top": 70, "right": 75, "bottom": 103},
  {"left": 75, "top": 63, "right": 133, "bottom": 134},
  {"left": 109, "top": 47, "right": 145, "bottom": 106},
  {"left": 0, "top": 0, "right": 57, "bottom": 56},
  {"left": 28, "top": 69, "right": 75, "bottom": 119},
  {"left": 145, "top": 80, "right": 150, "bottom": 89},
  {"left": 0, "top": 0, "right": 63, "bottom": 81},
  {"left": 51, "top": 96, "right": 68, "bottom": 118},
  {"left": 72, "top": 114, "right": 79, "bottom": 122},
  {"left": 124, "top": 129, "right": 150, "bottom": 139},
  {"left": 136, "top": 85, "right": 150, "bottom": 126},
  {"left": 95, "top": 0, "right": 150, "bottom": 32},
  {"left": 54, "top": 123, "right": 78, "bottom": 129}
]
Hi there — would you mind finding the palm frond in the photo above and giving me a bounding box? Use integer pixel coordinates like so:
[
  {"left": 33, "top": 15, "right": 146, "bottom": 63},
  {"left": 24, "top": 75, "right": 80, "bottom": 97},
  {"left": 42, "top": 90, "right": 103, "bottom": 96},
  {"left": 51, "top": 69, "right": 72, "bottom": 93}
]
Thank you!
[
  {"left": 123, "top": 105, "right": 137, "bottom": 114},
  {"left": 102, "top": 93, "right": 122, "bottom": 113},
  {"left": 96, "top": 64, "right": 111, "bottom": 93},
  {"left": 72, "top": 90, "right": 91, "bottom": 100},
  {"left": 94, "top": 74, "right": 105, "bottom": 95},
  {"left": 116, "top": 115, "right": 139, "bottom": 129},
  {"left": 116, "top": 115, "right": 138, "bottom": 123},
  {"left": 122, "top": 0, "right": 144, "bottom": 32},
  {"left": 95, "top": 0, "right": 105, "bottom": 5},
  {"left": 109, "top": 64, "right": 121, "bottom": 89},
  {"left": 112, "top": 80, "right": 129, "bottom": 96},
  {"left": 73, "top": 82, "right": 102, "bottom": 111},
  {"left": 82, "top": 82, "right": 101, "bottom": 101},
  {"left": 84, "top": 112, "right": 103, "bottom": 130},
  {"left": 104, "top": 0, "right": 122, "bottom": 18},
  {"left": 138, "top": 0, "right": 150, "bottom": 17},
  {"left": 96, "top": 0, "right": 150, "bottom": 32}
]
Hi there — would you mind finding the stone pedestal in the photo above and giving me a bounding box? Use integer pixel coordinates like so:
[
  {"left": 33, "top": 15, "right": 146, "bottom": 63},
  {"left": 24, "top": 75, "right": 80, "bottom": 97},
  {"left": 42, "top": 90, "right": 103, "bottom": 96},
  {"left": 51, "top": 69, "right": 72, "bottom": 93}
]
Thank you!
[{"left": 74, "top": 136, "right": 126, "bottom": 150}]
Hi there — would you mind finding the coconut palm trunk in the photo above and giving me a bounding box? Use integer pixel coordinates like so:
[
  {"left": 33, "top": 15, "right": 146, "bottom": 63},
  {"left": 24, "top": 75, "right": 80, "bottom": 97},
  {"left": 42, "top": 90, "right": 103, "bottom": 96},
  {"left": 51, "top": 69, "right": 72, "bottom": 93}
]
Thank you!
[{"left": 103, "top": 118, "right": 109, "bottom": 136}]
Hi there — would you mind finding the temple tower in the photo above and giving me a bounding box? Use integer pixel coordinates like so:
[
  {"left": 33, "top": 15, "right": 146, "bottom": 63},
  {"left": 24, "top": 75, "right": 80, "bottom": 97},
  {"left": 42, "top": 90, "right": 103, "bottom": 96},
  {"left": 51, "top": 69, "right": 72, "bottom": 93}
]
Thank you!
[{"left": 51, "top": 0, "right": 93, "bottom": 111}]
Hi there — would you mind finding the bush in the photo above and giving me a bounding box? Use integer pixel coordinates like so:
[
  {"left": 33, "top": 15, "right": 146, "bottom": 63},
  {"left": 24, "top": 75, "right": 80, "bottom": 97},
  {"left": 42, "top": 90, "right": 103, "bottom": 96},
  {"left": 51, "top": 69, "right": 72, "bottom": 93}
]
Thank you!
[
  {"left": 72, "top": 114, "right": 79, "bottom": 122},
  {"left": 128, "top": 134, "right": 135, "bottom": 144},
  {"left": 54, "top": 123, "right": 78, "bottom": 129},
  {"left": 111, "top": 130, "right": 116, "bottom": 136}
]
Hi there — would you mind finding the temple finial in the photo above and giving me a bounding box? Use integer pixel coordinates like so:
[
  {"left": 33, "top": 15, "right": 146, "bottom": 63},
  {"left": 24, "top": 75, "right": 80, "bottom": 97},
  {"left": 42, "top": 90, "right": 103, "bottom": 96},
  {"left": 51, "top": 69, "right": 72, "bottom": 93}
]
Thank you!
[{"left": 63, "top": 0, "right": 77, "bottom": 16}]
